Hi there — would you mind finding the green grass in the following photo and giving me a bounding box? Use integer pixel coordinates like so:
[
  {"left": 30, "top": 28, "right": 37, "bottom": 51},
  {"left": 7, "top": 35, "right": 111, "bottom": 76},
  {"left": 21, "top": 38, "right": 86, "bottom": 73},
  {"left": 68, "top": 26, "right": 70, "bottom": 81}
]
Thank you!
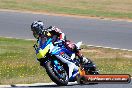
[
  {"left": 0, "top": 37, "right": 132, "bottom": 84},
  {"left": 81, "top": 46, "right": 132, "bottom": 75},
  {"left": 0, "top": 37, "right": 51, "bottom": 84},
  {"left": 0, "top": 0, "right": 132, "bottom": 19}
]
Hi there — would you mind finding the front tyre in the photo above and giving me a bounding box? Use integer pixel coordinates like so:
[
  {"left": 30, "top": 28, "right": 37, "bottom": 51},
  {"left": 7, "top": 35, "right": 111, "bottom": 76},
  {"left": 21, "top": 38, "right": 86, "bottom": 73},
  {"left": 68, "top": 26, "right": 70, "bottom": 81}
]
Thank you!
[{"left": 44, "top": 61, "right": 68, "bottom": 86}]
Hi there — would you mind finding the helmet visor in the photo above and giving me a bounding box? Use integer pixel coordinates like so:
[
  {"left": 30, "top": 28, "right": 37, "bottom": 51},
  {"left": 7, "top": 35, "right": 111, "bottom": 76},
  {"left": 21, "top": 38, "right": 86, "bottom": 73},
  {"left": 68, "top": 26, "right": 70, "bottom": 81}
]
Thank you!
[{"left": 33, "top": 31, "right": 39, "bottom": 39}]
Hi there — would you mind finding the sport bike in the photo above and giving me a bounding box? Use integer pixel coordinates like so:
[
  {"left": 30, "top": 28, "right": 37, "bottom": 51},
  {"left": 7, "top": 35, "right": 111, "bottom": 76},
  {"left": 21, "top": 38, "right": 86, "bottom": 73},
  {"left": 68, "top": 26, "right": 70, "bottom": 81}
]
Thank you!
[{"left": 33, "top": 36, "right": 98, "bottom": 86}]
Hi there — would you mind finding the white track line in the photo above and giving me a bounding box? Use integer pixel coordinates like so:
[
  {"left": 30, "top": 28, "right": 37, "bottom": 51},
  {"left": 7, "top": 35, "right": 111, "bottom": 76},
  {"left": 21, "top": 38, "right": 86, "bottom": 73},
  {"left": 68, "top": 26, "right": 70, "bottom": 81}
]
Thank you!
[
  {"left": 0, "top": 85, "right": 11, "bottom": 87},
  {"left": 87, "top": 45, "right": 132, "bottom": 52},
  {"left": 0, "top": 82, "right": 77, "bottom": 87},
  {"left": 1, "top": 36, "right": 132, "bottom": 52},
  {"left": 12, "top": 82, "right": 56, "bottom": 87},
  {"left": 0, "top": 78, "right": 132, "bottom": 87}
]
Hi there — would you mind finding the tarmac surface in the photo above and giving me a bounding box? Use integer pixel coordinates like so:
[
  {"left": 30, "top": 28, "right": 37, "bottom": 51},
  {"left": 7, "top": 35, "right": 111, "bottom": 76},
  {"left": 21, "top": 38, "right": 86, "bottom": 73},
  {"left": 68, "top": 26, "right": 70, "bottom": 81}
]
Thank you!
[{"left": 0, "top": 11, "right": 132, "bottom": 50}]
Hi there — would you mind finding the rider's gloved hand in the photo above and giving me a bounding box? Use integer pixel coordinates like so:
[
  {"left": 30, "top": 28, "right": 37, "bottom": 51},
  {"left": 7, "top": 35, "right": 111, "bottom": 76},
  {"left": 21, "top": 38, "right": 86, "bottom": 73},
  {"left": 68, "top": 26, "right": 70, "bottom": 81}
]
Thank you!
[
  {"left": 54, "top": 40, "right": 64, "bottom": 46},
  {"left": 54, "top": 40, "right": 62, "bottom": 44},
  {"left": 33, "top": 44, "right": 38, "bottom": 50}
]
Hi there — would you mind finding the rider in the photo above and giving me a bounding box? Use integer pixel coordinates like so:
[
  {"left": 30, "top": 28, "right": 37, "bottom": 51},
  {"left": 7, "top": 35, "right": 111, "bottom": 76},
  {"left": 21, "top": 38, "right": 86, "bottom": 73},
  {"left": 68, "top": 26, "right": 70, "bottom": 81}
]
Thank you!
[{"left": 31, "top": 20, "right": 90, "bottom": 65}]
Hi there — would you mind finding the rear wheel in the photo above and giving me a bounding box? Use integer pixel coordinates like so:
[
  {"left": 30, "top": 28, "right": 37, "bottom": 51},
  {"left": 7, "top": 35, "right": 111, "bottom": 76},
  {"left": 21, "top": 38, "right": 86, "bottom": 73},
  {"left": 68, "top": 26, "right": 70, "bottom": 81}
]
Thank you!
[
  {"left": 84, "top": 59, "right": 99, "bottom": 75},
  {"left": 77, "top": 59, "right": 99, "bottom": 85},
  {"left": 44, "top": 61, "right": 69, "bottom": 86},
  {"left": 77, "top": 76, "right": 87, "bottom": 85},
  {"left": 84, "top": 59, "right": 99, "bottom": 84}
]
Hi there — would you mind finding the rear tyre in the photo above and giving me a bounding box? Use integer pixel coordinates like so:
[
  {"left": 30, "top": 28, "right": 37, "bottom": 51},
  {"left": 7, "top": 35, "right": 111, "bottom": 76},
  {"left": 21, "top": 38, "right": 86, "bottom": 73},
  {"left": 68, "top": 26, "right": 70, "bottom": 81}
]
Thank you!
[
  {"left": 84, "top": 59, "right": 99, "bottom": 75},
  {"left": 44, "top": 61, "right": 69, "bottom": 86},
  {"left": 77, "top": 76, "right": 87, "bottom": 85},
  {"left": 84, "top": 59, "right": 99, "bottom": 85}
]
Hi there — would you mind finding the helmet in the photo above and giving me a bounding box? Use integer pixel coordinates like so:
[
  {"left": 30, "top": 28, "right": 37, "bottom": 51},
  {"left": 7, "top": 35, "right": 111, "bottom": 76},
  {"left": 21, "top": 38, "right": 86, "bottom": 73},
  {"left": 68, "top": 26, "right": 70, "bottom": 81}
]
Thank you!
[{"left": 31, "top": 20, "right": 44, "bottom": 38}]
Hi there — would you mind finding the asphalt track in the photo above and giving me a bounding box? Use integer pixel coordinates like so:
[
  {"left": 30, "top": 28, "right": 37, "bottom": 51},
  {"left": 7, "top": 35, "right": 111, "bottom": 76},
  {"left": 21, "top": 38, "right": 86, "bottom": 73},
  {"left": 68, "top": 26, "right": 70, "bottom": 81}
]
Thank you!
[
  {"left": 0, "top": 82, "right": 131, "bottom": 88},
  {"left": 0, "top": 11, "right": 131, "bottom": 87},
  {"left": 0, "top": 11, "right": 132, "bottom": 50}
]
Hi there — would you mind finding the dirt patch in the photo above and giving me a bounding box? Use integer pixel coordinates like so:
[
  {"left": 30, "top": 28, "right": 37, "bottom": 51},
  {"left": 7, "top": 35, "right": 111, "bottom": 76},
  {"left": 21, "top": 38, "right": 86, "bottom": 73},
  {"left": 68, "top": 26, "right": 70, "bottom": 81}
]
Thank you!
[
  {"left": 81, "top": 49, "right": 101, "bottom": 53},
  {"left": 123, "top": 55, "right": 132, "bottom": 59}
]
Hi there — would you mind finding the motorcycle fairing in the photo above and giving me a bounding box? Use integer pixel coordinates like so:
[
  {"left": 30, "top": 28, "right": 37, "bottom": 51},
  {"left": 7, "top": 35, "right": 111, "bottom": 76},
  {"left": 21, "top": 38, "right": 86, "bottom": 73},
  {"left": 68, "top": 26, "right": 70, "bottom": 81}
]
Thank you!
[
  {"left": 39, "top": 38, "right": 52, "bottom": 49},
  {"left": 55, "top": 54, "right": 79, "bottom": 79},
  {"left": 36, "top": 38, "right": 52, "bottom": 59},
  {"left": 36, "top": 44, "right": 50, "bottom": 59},
  {"left": 47, "top": 41, "right": 79, "bottom": 79},
  {"left": 51, "top": 46, "right": 73, "bottom": 55},
  {"left": 36, "top": 37, "right": 79, "bottom": 80}
]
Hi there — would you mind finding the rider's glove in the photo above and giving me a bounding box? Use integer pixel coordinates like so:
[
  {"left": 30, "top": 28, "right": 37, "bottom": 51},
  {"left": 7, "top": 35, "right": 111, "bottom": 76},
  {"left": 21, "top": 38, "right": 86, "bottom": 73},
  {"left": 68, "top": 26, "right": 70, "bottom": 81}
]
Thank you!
[
  {"left": 54, "top": 40, "right": 62, "bottom": 44},
  {"left": 54, "top": 40, "right": 64, "bottom": 46},
  {"left": 33, "top": 44, "right": 38, "bottom": 51}
]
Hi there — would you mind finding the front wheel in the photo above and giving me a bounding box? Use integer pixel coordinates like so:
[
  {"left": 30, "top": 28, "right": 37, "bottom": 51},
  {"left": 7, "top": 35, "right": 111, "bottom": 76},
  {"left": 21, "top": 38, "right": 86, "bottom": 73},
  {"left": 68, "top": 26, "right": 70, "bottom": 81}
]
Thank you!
[{"left": 44, "top": 61, "right": 69, "bottom": 86}]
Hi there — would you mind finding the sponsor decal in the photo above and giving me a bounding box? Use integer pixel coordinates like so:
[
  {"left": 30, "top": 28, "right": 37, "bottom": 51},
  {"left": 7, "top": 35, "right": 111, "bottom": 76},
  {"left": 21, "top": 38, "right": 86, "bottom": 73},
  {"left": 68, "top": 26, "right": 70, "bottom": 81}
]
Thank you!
[
  {"left": 60, "top": 52, "right": 71, "bottom": 61},
  {"left": 79, "top": 74, "right": 131, "bottom": 84}
]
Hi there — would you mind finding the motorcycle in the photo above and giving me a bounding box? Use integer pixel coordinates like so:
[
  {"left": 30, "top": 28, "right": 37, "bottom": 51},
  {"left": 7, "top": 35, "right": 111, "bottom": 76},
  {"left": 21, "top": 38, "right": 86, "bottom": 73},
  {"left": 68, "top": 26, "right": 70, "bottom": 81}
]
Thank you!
[{"left": 33, "top": 36, "right": 98, "bottom": 86}]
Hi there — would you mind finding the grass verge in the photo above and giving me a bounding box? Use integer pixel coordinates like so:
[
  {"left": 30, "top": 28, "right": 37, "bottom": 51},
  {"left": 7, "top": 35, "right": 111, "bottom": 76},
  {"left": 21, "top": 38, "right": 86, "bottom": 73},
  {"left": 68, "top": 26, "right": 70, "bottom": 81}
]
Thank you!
[
  {"left": 0, "top": 0, "right": 132, "bottom": 19},
  {"left": 0, "top": 37, "right": 51, "bottom": 84},
  {"left": 0, "top": 37, "right": 132, "bottom": 84}
]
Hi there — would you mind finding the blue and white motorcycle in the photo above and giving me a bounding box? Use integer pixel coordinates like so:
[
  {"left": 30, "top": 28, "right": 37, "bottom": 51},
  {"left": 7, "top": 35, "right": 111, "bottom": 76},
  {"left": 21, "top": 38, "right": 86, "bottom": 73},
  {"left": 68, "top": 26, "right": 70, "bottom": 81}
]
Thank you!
[{"left": 33, "top": 36, "right": 98, "bottom": 86}]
